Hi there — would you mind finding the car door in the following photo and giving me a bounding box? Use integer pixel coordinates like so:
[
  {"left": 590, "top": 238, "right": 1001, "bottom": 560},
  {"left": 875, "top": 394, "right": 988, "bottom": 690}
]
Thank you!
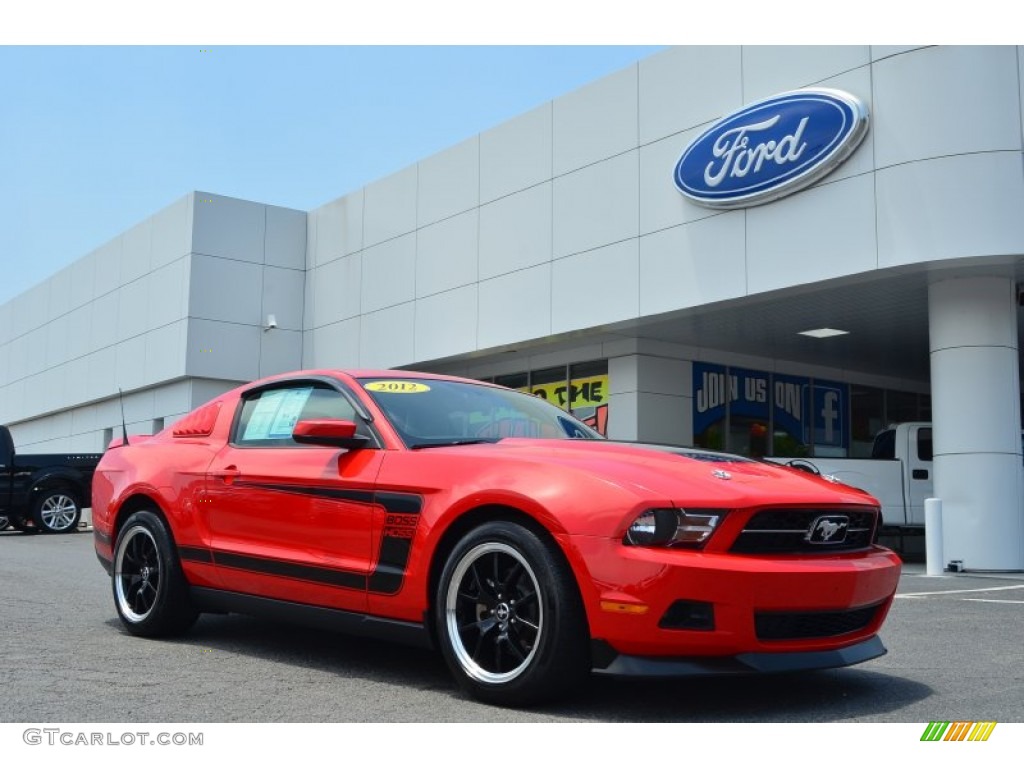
[{"left": 204, "top": 381, "right": 383, "bottom": 613}]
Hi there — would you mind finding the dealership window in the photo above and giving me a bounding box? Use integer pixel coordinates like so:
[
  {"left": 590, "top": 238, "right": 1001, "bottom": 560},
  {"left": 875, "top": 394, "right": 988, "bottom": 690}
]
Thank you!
[
  {"left": 488, "top": 361, "right": 610, "bottom": 436},
  {"left": 850, "top": 385, "right": 884, "bottom": 458}
]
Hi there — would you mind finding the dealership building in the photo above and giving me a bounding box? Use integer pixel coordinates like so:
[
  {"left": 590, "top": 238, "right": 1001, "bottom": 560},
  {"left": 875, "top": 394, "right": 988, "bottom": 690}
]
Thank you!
[{"left": 1, "top": 45, "right": 1023, "bottom": 569}]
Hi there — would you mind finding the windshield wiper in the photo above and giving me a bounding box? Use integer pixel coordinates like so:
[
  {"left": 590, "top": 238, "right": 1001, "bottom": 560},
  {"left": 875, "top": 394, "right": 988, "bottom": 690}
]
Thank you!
[{"left": 409, "top": 438, "right": 501, "bottom": 450}]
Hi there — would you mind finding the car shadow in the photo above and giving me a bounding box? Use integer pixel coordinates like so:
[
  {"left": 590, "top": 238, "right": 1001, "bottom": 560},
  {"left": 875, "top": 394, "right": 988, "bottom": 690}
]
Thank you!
[{"left": 105, "top": 613, "right": 932, "bottom": 722}]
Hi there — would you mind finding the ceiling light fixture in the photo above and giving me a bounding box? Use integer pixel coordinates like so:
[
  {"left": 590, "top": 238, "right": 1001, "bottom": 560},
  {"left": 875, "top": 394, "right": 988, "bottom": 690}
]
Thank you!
[{"left": 798, "top": 327, "right": 849, "bottom": 339}]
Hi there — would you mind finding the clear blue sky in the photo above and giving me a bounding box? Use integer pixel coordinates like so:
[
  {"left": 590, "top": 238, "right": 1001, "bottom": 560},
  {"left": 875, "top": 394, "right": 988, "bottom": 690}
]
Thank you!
[{"left": 0, "top": 45, "right": 663, "bottom": 305}]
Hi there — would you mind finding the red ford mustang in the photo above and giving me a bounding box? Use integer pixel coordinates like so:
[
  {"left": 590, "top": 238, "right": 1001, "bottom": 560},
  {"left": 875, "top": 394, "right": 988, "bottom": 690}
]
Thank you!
[{"left": 93, "top": 369, "right": 901, "bottom": 705}]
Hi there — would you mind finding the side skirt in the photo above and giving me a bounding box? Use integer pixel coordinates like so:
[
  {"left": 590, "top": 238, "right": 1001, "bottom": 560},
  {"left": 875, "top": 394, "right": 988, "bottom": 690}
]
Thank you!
[{"left": 189, "top": 586, "right": 433, "bottom": 650}]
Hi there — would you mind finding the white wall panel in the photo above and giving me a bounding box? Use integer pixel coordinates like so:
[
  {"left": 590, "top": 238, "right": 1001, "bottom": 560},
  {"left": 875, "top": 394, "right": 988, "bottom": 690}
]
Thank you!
[
  {"left": 188, "top": 254, "right": 263, "bottom": 325},
  {"left": 554, "top": 65, "right": 638, "bottom": 175},
  {"left": 146, "top": 258, "right": 188, "bottom": 331},
  {"left": 312, "top": 253, "right": 361, "bottom": 327},
  {"left": 479, "top": 184, "right": 552, "bottom": 280},
  {"left": 877, "top": 152, "right": 1024, "bottom": 267},
  {"left": 7, "top": 335, "right": 26, "bottom": 381},
  {"left": 480, "top": 103, "right": 552, "bottom": 203},
  {"left": 89, "top": 291, "right": 119, "bottom": 353},
  {"left": 311, "top": 192, "right": 363, "bottom": 266},
  {"left": 311, "top": 318, "right": 360, "bottom": 369},
  {"left": 639, "top": 46, "right": 743, "bottom": 144},
  {"left": 23, "top": 328, "right": 47, "bottom": 377},
  {"left": 120, "top": 218, "right": 153, "bottom": 286},
  {"left": 69, "top": 250, "right": 96, "bottom": 310},
  {"left": 93, "top": 238, "right": 122, "bottom": 297},
  {"left": 261, "top": 266, "right": 304, "bottom": 332},
  {"left": 871, "top": 46, "right": 927, "bottom": 61},
  {"left": 0, "top": 303, "right": 10, "bottom": 346},
  {"left": 416, "top": 210, "right": 478, "bottom": 297},
  {"left": 872, "top": 46, "right": 1020, "bottom": 169},
  {"left": 414, "top": 285, "right": 477, "bottom": 363},
  {"left": 153, "top": 380, "right": 192, "bottom": 419},
  {"left": 361, "top": 234, "right": 416, "bottom": 313},
  {"left": 150, "top": 194, "right": 193, "bottom": 270},
  {"left": 47, "top": 265, "right": 73, "bottom": 320},
  {"left": 363, "top": 166, "right": 417, "bottom": 247},
  {"left": 551, "top": 240, "right": 639, "bottom": 334},
  {"left": 115, "top": 335, "right": 147, "bottom": 392},
  {"left": 64, "top": 304, "right": 92, "bottom": 362},
  {"left": 640, "top": 212, "right": 746, "bottom": 316},
  {"left": 185, "top": 319, "right": 261, "bottom": 381},
  {"left": 747, "top": 173, "right": 877, "bottom": 295},
  {"left": 117, "top": 280, "right": 149, "bottom": 341},
  {"left": 22, "top": 283, "right": 49, "bottom": 334},
  {"left": 742, "top": 46, "right": 870, "bottom": 102},
  {"left": 144, "top": 321, "right": 186, "bottom": 384},
  {"left": 45, "top": 314, "right": 69, "bottom": 368},
  {"left": 259, "top": 328, "right": 303, "bottom": 377},
  {"left": 417, "top": 136, "right": 479, "bottom": 227},
  {"left": 191, "top": 193, "right": 266, "bottom": 263},
  {"left": 553, "top": 151, "right": 639, "bottom": 259},
  {"left": 477, "top": 265, "right": 552, "bottom": 350},
  {"left": 71, "top": 402, "right": 98, "bottom": 436},
  {"left": 265, "top": 205, "right": 307, "bottom": 270},
  {"left": 359, "top": 303, "right": 415, "bottom": 369},
  {"left": 639, "top": 127, "right": 718, "bottom": 236}
]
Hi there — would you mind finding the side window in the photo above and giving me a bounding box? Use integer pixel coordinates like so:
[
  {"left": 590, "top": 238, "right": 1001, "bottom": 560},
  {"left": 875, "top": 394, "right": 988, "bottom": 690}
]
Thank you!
[
  {"left": 917, "top": 428, "right": 933, "bottom": 462},
  {"left": 234, "top": 385, "right": 357, "bottom": 447}
]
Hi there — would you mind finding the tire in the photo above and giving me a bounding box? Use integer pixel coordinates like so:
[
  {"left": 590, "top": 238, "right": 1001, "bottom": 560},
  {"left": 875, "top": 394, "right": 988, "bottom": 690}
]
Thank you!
[
  {"left": 435, "top": 520, "right": 590, "bottom": 706},
  {"left": 112, "top": 510, "right": 198, "bottom": 637},
  {"left": 10, "top": 516, "right": 37, "bottom": 534},
  {"left": 0, "top": 514, "right": 9, "bottom": 531},
  {"left": 31, "top": 488, "right": 82, "bottom": 533}
]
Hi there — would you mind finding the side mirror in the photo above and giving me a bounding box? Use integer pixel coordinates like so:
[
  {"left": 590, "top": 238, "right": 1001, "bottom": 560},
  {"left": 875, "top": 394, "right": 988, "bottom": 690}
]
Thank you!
[{"left": 293, "top": 419, "right": 370, "bottom": 449}]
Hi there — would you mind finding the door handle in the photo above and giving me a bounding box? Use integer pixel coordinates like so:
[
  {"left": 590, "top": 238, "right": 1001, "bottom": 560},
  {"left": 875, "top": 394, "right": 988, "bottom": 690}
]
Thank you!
[{"left": 211, "top": 465, "right": 241, "bottom": 483}]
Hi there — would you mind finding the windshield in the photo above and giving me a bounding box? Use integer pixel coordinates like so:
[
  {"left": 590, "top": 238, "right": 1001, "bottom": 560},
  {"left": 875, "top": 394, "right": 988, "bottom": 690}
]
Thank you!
[{"left": 358, "top": 377, "right": 603, "bottom": 448}]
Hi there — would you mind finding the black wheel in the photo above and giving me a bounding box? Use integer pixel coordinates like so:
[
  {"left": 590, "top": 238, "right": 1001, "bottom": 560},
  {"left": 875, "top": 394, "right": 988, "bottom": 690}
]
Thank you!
[
  {"left": 112, "top": 510, "right": 197, "bottom": 637},
  {"left": 0, "top": 514, "right": 9, "bottom": 531},
  {"left": 435, "top": 520, "right": 590, "bottom": 706},
  {"left": 31, "top": 488, "right": 82, "bottom": 533}
]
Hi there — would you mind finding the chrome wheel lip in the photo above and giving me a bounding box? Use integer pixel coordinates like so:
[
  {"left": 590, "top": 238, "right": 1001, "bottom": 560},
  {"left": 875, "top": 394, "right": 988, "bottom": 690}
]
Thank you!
[
  {"left": 445, "top": 541, "right": 543, "bottom": 685},
  {"left": 40, "top": 493, "right": 78, "bottom": 531},
  {"left": 114, "top": 526, "right": 161, "bottom": 623}
]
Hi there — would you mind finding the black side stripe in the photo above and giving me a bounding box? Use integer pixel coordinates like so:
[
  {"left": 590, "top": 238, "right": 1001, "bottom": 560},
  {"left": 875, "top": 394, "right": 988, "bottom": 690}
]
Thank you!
[
  {"left": 215, "top": 551, "right": 366, "bottom": 590},
  {"left": 179, "top": 546, "right": 213, "bottom": 563},
  {"left": 231, "top": 481, "right": 375, "bottom": 505},
  {"left": 178, "top": 489, "right": 423, "bottom": 595}
]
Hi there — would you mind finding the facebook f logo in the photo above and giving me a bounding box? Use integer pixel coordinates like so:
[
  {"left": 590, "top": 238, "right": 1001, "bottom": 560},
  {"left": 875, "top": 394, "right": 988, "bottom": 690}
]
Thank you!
[{"left": 813, "top": 385, "right": 845, "bottom": 448}]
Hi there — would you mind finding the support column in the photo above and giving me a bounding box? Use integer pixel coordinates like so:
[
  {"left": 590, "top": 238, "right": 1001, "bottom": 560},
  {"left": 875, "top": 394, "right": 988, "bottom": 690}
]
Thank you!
[
  {"left": 607, "top": 355, "right": 692, "bottom": 445},
  {"left": 928, "top": 276, "right": 1024, "bottom": 571}
]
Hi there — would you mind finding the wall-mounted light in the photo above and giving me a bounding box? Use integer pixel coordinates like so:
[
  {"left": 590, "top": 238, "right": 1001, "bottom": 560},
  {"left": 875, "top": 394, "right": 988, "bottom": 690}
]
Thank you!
[{"left": 264, "top": 314, "right": 278, "bottom": 332}]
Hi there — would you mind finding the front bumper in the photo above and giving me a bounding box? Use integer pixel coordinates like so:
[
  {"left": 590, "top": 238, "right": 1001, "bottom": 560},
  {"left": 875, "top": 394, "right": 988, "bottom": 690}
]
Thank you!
[
  {"left": 571, "top": 536, "right": 902, "bottom": 661},
  {"left": 592, "top": 634, "right": 886, "bottom": 677}
]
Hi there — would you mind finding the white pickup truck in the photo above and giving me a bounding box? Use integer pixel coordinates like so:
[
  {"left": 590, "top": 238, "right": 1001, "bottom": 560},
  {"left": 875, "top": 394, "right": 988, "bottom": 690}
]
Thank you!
[{"left": 771, "top": 422, "right": 934, "bottom": 527}]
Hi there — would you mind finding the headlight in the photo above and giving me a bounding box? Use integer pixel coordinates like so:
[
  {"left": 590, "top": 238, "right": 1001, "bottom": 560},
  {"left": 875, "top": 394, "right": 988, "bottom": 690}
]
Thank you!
[{"left": 624, "top": 508, "right": 725, "bottom": 548}]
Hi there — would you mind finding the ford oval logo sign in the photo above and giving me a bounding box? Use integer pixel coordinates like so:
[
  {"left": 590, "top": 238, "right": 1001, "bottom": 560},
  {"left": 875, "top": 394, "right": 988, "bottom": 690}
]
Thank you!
[{"left": 674, "top": 88, "right": 869, "bottom": 209}]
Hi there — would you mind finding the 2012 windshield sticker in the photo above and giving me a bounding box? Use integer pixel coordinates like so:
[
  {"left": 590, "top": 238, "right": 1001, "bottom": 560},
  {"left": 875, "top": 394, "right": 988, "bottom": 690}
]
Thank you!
[{"left": 365, "top": 381, "right": 431, "bottom": 394}]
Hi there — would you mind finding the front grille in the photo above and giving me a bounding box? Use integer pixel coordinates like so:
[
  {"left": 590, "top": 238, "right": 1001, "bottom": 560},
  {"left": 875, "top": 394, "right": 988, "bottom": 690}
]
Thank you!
[
  {"left": 755, "top": 603, "right": 881, "bottom": 641},
  {"left": 730, "top": 508, "right": 878, "bottom": 554}
]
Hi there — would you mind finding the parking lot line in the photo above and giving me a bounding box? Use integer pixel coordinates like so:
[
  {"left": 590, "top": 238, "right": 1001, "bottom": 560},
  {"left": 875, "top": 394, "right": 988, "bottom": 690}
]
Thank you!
[{"left": 894, "top": 584, "right": 1024, "bottom": 599}]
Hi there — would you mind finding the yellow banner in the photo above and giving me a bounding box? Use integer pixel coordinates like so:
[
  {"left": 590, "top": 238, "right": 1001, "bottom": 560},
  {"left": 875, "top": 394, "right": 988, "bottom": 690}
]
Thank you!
[{"left": 522, "top": 374, "right": 608, "bottom": 410}]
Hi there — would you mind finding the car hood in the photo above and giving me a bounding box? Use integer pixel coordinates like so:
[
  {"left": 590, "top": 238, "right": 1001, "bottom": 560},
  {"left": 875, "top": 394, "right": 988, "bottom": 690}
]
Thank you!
[{"left": 434, "top": 438, "right": 878, "bottom": 509}]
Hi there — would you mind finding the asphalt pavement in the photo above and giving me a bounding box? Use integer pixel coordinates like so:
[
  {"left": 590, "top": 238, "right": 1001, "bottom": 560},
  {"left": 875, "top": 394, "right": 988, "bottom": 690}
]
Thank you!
[{"left": 1, "top": 528, "right": 1021, "bottom": 723}]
